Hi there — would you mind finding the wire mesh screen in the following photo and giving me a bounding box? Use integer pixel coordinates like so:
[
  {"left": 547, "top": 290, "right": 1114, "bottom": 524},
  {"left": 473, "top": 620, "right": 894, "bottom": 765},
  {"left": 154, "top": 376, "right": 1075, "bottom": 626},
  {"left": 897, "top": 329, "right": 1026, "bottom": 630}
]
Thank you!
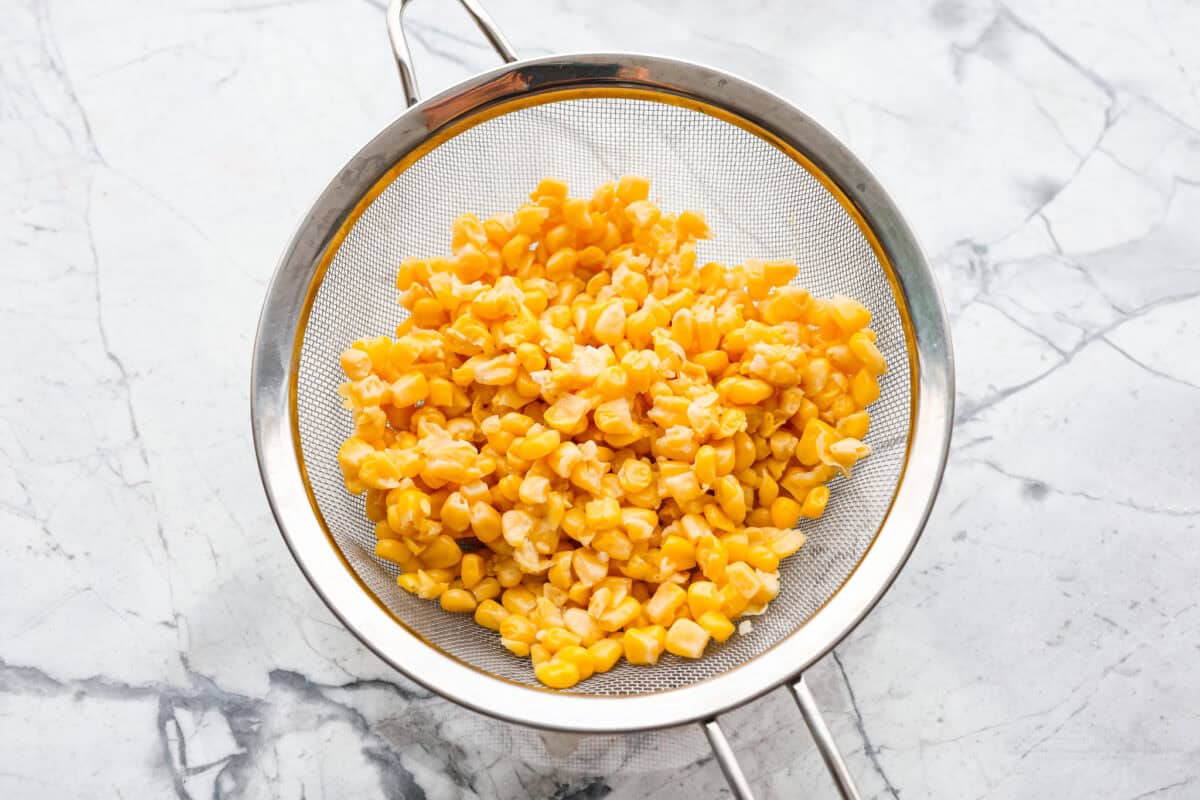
[{"left": 295, "top": 96, "right": 911, "bottom": 694}]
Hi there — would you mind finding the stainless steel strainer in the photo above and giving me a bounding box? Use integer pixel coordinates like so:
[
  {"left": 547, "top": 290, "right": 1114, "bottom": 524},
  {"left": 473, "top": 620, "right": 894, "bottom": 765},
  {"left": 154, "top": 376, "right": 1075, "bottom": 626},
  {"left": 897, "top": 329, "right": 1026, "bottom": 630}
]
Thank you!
[{"left": 250, "top": 1, "right": 954, "bottom": 796}]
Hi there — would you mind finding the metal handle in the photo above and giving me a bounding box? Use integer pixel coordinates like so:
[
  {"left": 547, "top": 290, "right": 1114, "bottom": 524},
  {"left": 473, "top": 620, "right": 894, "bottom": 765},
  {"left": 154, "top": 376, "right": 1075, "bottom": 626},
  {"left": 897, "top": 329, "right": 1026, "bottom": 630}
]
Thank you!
[
  {"left": 703, "top": 718, "right": 755, "bottom": 800},
  {"left": 701, "top": 675, "right": 862, "bottom": 799},
  {"left": 791, "top": 675, "right": 861, "bottom": 799},
  {"left": 386, "top": 0, "right": 517, "bottom": 107}
]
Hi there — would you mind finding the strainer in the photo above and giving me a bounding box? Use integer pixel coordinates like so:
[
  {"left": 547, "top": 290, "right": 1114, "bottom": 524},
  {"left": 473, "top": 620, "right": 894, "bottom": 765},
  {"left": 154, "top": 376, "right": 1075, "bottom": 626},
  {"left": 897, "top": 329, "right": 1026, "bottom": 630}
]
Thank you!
[{"left": 250, "top": 1, "right": 954, "bottom": 796}]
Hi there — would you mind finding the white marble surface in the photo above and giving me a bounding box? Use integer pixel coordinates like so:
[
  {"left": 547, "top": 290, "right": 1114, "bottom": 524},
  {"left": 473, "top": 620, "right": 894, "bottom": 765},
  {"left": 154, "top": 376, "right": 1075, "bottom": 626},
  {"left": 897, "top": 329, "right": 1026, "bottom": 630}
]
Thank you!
[{"left": 3, "top": 0, "right": 1199, "bottom": 797}]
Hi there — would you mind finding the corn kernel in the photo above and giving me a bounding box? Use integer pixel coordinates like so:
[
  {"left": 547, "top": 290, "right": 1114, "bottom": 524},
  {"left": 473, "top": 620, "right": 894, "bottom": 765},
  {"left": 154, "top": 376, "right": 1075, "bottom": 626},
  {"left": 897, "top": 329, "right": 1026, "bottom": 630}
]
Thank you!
[
  {"left": 588, "top": 638, "right": 623, "bottom": 672},
  {"left": 440, "top": 588, "right": 477, "bottom": 613},
  {"left": 851, "top": 368, "right": 880, "bottom": 407},
  {"left": 665, "top": 618, "right": 711, "bottom": 658},
  {"left": 585, "top": 497, "right": 622, "bottom": 529},
  {"left": 800, "top": 485, "right": 830, "bottom": 519},
  {"left": 697, "top": 610, "right": 736, "bottom": 642},
  {"left": 534, "top": 659, "right": 580, "bottom": 689},
  {"left": 555, "top": 645, "right": 596, "bottom": 681},
  {"left": 502, "top": 586, "right": 538, "bottom": 617},
  {"left": 687, "top": 581, "right": 723, "bottom": 619},
  {"left": 472, "top": 577, "right": 502, "bottom": 602},
  {"left": 421, "top": 534, "right": 463, "bottom": 569},
  {"left": 474, "top": 599, "right": 507, "bottom": 629},
  {"left": 623, "top": 625, "right": 666, "bottom": 665}
]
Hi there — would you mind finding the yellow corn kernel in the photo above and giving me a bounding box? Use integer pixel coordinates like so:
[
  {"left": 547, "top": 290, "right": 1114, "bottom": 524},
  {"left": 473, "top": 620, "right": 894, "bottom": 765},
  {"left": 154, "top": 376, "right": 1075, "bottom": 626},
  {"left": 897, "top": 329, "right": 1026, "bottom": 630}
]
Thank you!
[
  {"left": 440, "top": 588, "right": 477, "bottom": 613},
  {"left": 769, "top": 528, "right": 806, "bottom": 559},
  {"left": 511, "top": 428, "right": 561, "bottom": 461},
  {"left": 474, "top": 598, "right": 507, "bottom": 630},
  {"left": 693, "top": 349, "right": 729, "bottom": 375},
  {"left": 541, "top": 627, "right": 583, "bottom": 654},
  {"left": 800, "top": 485, "right": 830, "bottom": 519},
  {"left": 697, "top": 609, "right": 736, "bottom": 642},
  {"left": 472, "top": 576, "right": 502, "bottom": 602},
  {"left": 534, "top": 658, "right": 580, "bottom": 689},
  {"left": 375, "top": 538, "right": 416, "bottom": 569},
  {"left": 555, "top": 645, "right": 596, "bottom": 681},
  {"left": 663, "top": 470, "right": 704, "bottom": 503},
  {"left": 585, "top": 497, "right": 622, "bottom": 529},
  {"left": 719, "top": 376, "right": 774, "bottom": 405},
  {"left": 686, "top": 581, "right": 723, "bottom": 619},
  {"left": 340, "top": 348, "right": 373, "bottom": 381},
  {"left": 494, "top": 559, "right": 523, "bottom": 588},
  {"left": 758, "top": 472, "right": 779, "bottom": 507},
  {"left": 616, "top": 174, "right": 651, "bottom": 204},
  {"left": 548, "top": 550, "right": 573, "bottom": 590},
  {"left": 770, "top": 496, "right": 802, "bottom": 530},
  {"left": 469, "top": 501, "right": 503, "bottom": 542},
  {"left": 499, "top": 613, "right": 536, "bottom": 645},
  {"left": 530, "top": 643, "right": 552, "bottom": 666},
  {"left": 390, "top": 373, "right": 429, "bottom": 407},
  {"left": 544, "top": 394, "right": 590, "bottom": 432},
  {"left": 459, "top": 553, "right": 484, "bottom": 589},
  {"left": 661, "top": 535, "right": 696, "bottom": 570},
  {"left": 593, "top": 302, "right": 627, "bottom": 346},
  {"left": 795, "top": 417, "right": 836, "bottom": 466},
  {"left": 542, "top": 245, "right": 576, "bottom": 278},
  {"left": 665, "top": 618, "right": 711, "bottom": 658},
  {"left": 438, "top": 492, "right": 470, "bottom": 533},
  {"left": 617, "top": 459, "right": 654, "bottom": 493},
  {"left": 502, "top": 586, "right": 538, "bottom": 617},
  {"left": 594, "top": 398, "right": 638, "bottom": 436},
  {"left": 592, "top": 529, "right": 634, "bottom": 561},
  {"left": 588, "top": 638, "right": 623, "bottom": 673},
  {"left": 563, "top": 607, "right": 603, "bottom": 646},
  {"left": 721, "top": 583, "right": 750, "bottom": 618},
  {"left": 847, "top": 331, "right": 886, "bottom": 375},
  {"left": 645, "top": 583, "right": 687, "bottom": 626},
  {"left": 827, "top": 438, "right": 871, "bottom": 471},
  {"left": 725, "top": 561, "right": 762, "bottom": 600},
  {"left": 720, "top": 531, "right": 750, "bottom": 564},
  {"left": 547, "top": 441, "right": 585, "bottom": 479},
  {"left": 829, "top": 295, "right": 871, "bottom": 332},
  {"left": 746, "top": 507, "right": 772, "bottom": 527},
  {"left": 598, "top": 597, "right": 642, "bottom": 632},
  {"left": 421, "top": 534, "right": 462, "bottom": 569},
  {"left": 836, "top": 411, "right": 871, "bottom": 440},
  {"left": 693, "top": 445, "right": 718, "bottom": 486},
  {"left": 851, "top": 368, "right": 880, "bottom": 407},
  {"left": 517, "top": 475, "right": 551, "bottom": 506},
  {"left": 752, "top": 571, "right": 780, "bottom": 606},
  {"left": 561, "top": 507, "right": 588, "bottom": 542},
  {"left": 573, "top": 548, "right": 609, "bottom": 586},
  {"left": 356, "top": 451, "right": 401, "bottom": 490},
  {"left": 696, "top": 535, "right": 728, "bottom": 583},
  {"left": 623, "top": 625, "right": 667, "bottom": 665},
  {"left": 746, "top": 544, "right": 780, "bottom": 573},
  {"left": 562, "top": 196, "right": 593, "bottom": 230},
  {"left": 501, "top": 509, "right": 533, "bottom": 546}
]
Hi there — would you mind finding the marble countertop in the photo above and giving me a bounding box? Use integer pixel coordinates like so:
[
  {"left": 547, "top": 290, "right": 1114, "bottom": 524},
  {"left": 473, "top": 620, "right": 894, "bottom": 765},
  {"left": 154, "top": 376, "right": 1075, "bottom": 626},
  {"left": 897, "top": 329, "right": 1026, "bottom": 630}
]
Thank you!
[{"left": 3, "top": 0, "right": 1198, "bottom": 797}]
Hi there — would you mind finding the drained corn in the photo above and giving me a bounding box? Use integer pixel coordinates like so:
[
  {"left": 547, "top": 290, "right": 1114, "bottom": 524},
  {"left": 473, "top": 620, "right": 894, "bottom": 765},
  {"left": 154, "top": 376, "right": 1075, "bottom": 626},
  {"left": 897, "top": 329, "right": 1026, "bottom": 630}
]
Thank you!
[{"left": 336, "top": 176, "right": 886, "bottom": 689}]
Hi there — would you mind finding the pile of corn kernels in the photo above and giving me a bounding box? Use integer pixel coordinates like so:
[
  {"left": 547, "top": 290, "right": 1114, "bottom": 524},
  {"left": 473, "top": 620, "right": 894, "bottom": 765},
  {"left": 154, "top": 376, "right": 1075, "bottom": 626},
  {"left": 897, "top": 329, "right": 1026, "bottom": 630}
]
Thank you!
[{"left": 336, "top": 176, "right": 886, "bottom": 689}]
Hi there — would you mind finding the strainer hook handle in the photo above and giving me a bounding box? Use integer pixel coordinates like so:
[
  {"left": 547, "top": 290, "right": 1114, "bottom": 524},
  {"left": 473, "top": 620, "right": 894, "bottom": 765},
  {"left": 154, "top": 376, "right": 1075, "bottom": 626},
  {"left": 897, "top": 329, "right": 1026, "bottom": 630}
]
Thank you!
[
  {"left": 791, "top": 675, "right": 862, "bottom": 799},
  {"left": 386, "top": 0, "right": 517, "bottom": 108},
  {"left": 701, "top": 675, "right": 862, "bottom": 799}
]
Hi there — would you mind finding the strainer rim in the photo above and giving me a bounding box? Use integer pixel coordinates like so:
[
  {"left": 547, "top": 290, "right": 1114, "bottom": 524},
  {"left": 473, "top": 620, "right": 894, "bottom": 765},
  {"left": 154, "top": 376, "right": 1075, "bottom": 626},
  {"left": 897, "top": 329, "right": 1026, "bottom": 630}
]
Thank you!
[{"left": 251, "top": 50, "right": 954, "bottom": 732}]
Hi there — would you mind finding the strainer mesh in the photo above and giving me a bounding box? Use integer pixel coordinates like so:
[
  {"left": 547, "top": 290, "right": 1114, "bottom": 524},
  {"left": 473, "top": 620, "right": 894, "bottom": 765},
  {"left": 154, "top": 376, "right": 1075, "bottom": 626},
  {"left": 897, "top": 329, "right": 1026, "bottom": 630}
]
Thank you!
[{"left": 295, "top": 97, "right": 910, "bottom": 694}]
